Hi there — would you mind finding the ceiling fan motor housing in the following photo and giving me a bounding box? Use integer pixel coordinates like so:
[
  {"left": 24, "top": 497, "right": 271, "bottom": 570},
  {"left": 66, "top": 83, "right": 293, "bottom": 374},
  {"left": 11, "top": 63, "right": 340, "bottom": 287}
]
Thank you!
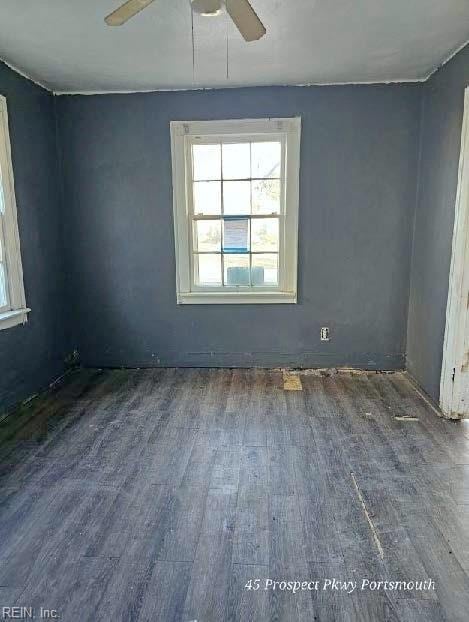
[
  {"left": 191, "top": 0, "right": 223, "bottom": 16},
  {"left": 104, "top": 0, "right": 266, "bottom": 42}
]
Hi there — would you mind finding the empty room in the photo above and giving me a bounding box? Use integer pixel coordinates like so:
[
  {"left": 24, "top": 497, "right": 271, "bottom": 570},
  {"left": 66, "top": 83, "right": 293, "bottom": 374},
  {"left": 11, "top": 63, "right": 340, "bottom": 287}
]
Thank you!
[{"left": 1, "top": 1, "right": 469, "bottom": 620}]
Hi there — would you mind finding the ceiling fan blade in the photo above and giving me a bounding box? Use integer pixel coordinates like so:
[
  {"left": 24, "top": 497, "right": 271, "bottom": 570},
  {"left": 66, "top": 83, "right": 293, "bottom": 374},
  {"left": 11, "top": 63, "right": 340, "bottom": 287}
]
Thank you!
[
  {"left": 105, "top": 0, "right": 156, "bottom": 26},
  {"left": 225, "top": 0, "right": 266, "bottom": 42}
]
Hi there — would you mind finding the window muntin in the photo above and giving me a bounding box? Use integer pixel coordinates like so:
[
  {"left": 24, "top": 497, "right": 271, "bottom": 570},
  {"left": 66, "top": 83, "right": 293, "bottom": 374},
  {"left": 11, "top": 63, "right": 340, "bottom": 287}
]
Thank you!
[
  {"left": 190, "top": 137, "right": 283, "bottom": 291},
  {"left": 171, "top": 118, "right": 300, "bottom": 304}
]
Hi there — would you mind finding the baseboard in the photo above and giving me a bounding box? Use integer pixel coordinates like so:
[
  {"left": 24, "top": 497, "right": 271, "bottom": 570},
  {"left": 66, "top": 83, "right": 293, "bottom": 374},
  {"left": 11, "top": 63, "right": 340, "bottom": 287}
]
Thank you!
[
  {"left": 0, "top": 367, "right": 78, "bottom": 424},
  {"left": 79, "top": 351, "right": 405, "bottom": 371}
]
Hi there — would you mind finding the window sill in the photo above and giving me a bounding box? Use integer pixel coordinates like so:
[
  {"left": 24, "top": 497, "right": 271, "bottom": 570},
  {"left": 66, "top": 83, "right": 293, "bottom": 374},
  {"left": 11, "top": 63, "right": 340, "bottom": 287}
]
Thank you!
[
  {"left": 177, "top": 291, "right": 297, "bottom": 305},
  {"left": 0, "top": 308, "right": 30, "bottom": 330}
]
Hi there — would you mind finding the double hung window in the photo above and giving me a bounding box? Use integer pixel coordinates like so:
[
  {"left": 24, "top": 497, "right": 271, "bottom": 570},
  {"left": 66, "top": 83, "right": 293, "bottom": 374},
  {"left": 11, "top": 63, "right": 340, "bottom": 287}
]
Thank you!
[{"left": 170, "top": 117, "right": 300, "bottom": 304}]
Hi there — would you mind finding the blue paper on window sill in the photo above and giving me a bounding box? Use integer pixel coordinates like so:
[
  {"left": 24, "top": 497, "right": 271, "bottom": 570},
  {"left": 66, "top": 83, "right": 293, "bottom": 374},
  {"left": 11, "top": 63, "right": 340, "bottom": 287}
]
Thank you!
[{"left": 223, "top": 218, "right": 249, "bottom": 253}]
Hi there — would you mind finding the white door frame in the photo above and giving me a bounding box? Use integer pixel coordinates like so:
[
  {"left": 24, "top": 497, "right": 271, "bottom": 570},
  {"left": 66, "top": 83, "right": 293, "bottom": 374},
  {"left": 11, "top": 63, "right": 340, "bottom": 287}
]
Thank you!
[{"left": 440, "top": 87, "right": 469, "bottom": 419}]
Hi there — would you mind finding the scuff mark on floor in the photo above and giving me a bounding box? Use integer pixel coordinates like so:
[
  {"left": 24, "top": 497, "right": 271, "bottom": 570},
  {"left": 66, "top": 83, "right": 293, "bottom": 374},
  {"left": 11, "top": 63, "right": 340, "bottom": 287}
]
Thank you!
[{"left": 350, "top": 471, "right": 384, "bottom": 560}]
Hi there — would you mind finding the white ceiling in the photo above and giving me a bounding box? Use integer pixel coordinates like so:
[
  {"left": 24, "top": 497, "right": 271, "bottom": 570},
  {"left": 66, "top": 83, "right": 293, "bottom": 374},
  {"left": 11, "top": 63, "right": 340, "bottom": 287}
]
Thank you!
[{"left": 0, "top": 0, "right": 469, "bottom": 93}]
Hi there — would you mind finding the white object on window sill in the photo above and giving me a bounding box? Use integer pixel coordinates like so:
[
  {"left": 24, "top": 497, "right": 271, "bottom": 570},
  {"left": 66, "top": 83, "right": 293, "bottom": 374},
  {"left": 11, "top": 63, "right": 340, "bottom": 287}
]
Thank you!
[
  {"left": 0, "top": 308, "right": 30, "bottom": 330},
  {"left": 177, "top": 291, "right": 296, "bottom": 305}
]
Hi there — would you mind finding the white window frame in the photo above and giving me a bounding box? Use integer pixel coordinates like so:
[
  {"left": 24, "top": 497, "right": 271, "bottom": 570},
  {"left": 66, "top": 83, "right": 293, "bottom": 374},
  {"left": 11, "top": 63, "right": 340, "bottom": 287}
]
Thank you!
[
  {"left": 170, "top": 117, "right": 301, "bottom": 304},
  {"left": 0, "top": 96, "right": 29, "bottom": 330}
]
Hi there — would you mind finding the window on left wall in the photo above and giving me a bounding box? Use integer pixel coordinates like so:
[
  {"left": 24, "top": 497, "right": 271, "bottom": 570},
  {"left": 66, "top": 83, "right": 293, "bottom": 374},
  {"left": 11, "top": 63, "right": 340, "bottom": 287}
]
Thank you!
[{"left": 0, "top": 96, "right": 28, "bottom": 330}]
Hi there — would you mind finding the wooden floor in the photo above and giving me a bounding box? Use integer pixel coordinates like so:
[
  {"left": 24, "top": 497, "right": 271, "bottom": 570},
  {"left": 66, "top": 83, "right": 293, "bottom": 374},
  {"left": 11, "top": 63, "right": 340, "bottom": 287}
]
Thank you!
[{"left": 1, "top": 368, "right": 469, "bottom": 621}]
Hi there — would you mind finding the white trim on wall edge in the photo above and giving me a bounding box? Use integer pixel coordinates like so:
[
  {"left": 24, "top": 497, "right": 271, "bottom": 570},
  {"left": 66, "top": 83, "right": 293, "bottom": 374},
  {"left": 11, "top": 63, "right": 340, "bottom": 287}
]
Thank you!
[
  {"left": 52, "top": 77, "right": 428, "bottom": 96},
  {"left": 0, "top": 58, "right": 51, "bottom": 92},
  {"left": 425, "top": 35, "right": 469, "bottom": 82},
  {"left": 440, "top": 87, "right": 469, "bottom": 419}
]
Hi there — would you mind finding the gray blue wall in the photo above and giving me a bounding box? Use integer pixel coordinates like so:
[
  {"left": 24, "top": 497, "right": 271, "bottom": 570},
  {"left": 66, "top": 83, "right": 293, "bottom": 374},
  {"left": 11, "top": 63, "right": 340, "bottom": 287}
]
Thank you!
[
  {"left": 57, "top": 85, "right": 421, "bottom": 369},
  {"left": 407, "top": 47, "right": 469, "bottom": 401},
  {"left": 0, "top": 63, "right": 67, "bottom": 416},
  {"left": 0, "top": 46, "right": 467, "bottom": 409}
]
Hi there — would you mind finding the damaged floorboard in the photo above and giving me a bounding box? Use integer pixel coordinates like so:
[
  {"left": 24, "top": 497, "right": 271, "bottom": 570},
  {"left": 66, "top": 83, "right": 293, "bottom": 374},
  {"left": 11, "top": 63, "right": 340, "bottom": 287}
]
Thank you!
[{"left": 1, "top": 368, "right": 469, "bottom": 621}]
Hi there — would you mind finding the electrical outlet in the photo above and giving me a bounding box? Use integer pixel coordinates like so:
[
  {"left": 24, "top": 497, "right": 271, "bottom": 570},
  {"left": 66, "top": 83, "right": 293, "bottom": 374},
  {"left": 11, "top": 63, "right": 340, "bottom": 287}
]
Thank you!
[{"left": 320, "top": 327, "right": 330, "bottom": 342}]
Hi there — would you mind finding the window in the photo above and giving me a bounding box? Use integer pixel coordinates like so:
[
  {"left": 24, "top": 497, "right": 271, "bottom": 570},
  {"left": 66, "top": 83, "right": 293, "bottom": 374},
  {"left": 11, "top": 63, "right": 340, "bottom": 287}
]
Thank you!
[
  {"left": 170, "top": 118, "right": 301, "bottom": 304},
  {"left": 0, "top": 96, "right": 28, "bottom": 330}
]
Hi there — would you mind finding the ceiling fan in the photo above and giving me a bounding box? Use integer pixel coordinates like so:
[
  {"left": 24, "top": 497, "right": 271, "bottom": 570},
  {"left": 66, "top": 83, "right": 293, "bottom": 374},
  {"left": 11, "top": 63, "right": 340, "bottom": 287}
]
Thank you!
[{"left": 105, "top": 0, "right": 266, "bottom": 42}]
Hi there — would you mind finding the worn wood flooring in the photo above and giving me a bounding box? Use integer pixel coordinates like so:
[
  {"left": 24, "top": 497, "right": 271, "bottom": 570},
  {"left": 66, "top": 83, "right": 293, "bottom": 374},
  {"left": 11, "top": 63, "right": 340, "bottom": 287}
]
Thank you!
[{"left": 1, "top": 368, "right": 469, "bottom": 621}]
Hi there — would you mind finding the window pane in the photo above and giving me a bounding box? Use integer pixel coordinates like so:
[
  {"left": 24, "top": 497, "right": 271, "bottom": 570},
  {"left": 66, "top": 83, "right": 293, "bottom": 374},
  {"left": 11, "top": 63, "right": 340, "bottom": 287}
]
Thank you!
[
  {"left": 252, "top": 179, "right": 280, "bottom": 214},
  {"left": 224, "top": 254, "right": 250, "bottom": 286},
  {"left": 251, "top": 254, "right": 278, "bottom": 286},
  {"left": 223, "top": 181, "right": 250, "bottom": 215},
  {"left": 251, "top": 141, "right": 281, "bottom": 178},
  {"left": 196, "top": 254, "right": 221, "bottom": 285},
  {"left": 222, "top": 143, "right": 250, "bottom": 179},
  {"left": 194, "top": 220, "right": 221, "bottom": 252},
  {"left": 193, "top": 144, "right": 220, "bottom": 181},
  {"left": 223, "top": 218, "right": 249, "bottom": 253},
  {"left": 193, "top": 181, "right": 221, "bottom": 215},
  {"left": 251, "top": 218, "right": 279, "bottom": 252},
  {"left": 0, "top": 262, "right": 7, "bottom": 308}
]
